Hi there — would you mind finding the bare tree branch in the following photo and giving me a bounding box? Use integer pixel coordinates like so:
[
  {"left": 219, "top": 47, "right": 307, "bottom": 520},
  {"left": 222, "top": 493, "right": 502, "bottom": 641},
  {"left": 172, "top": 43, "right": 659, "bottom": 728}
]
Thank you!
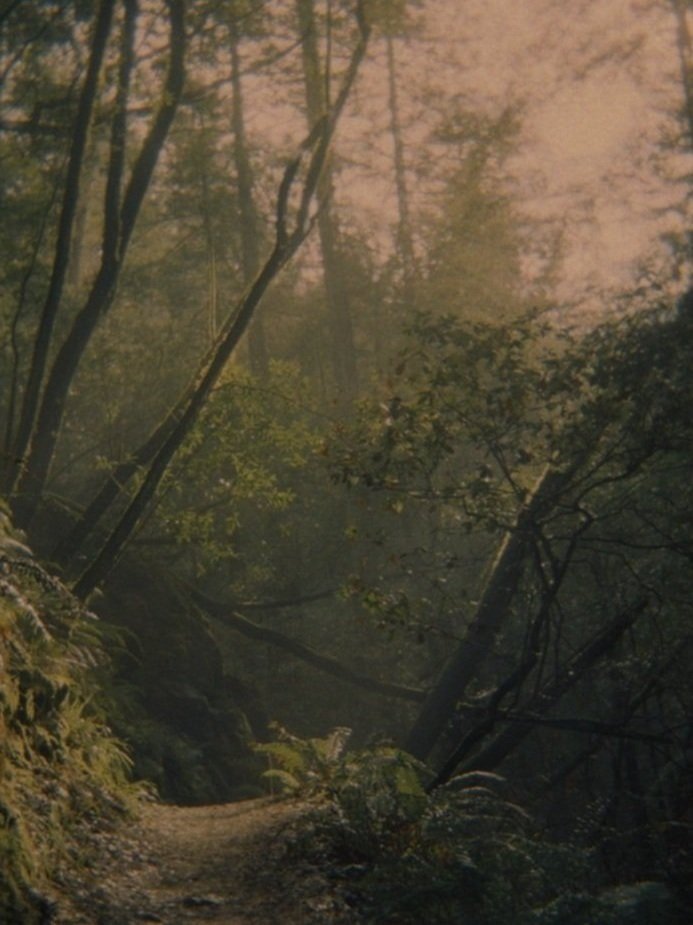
[
  {"left": 71, "top": 6, "right": 371, "bottom": 598},
  {"left": 192, "top": 588, "right": 426, "bottom": 704}
]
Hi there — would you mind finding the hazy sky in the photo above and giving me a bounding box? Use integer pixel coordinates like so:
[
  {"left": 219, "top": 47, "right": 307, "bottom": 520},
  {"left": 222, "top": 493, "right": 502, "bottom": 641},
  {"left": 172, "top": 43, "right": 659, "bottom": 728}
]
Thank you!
[
  {"left": 243, "top": 1, "right": 687, "bottom": 306},
  {"left": 418, "top": 0, "right": 685, "bottom": 296}
]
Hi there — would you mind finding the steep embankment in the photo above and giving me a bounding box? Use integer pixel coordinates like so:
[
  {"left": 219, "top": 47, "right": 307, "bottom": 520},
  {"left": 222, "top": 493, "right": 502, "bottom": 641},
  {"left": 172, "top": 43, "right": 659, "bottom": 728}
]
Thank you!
[{"left": 0, "top": 507, "right": 135, "bottom": 922}]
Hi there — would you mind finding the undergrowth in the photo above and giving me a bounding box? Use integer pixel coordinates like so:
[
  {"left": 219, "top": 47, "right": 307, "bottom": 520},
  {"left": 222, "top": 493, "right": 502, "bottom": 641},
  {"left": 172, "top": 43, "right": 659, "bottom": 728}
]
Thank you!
[
  {"left": 0, "top": 505, "right": 139, "bottom": 923},
  {"left": 256, "top": 725, "right": 684, "bottom": 924}
]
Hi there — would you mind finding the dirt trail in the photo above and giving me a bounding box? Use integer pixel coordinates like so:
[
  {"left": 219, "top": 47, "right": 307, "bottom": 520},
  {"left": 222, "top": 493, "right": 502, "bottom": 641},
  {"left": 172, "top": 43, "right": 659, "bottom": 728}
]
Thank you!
[{"left": 54, "top": 797, "right": 356, "bottom": 924}]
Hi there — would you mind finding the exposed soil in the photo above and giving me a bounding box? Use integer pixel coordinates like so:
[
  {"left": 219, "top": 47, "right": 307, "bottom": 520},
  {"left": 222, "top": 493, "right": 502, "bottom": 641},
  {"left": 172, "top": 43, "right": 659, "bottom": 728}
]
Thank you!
[{"left": 51, "top": 797, "right": 359, "bottom": 924}]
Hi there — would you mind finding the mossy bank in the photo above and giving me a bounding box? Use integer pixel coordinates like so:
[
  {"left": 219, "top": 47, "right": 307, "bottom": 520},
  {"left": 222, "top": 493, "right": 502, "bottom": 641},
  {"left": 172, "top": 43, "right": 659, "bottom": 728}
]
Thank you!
[{"left": 0, "top": 503, "right": 136, "bottom": 922}]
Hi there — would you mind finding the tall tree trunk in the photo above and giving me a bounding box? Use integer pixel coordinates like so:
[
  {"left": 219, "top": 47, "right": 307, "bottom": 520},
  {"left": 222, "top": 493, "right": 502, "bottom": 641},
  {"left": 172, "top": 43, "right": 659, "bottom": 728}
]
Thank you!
[
  {"left": 296, "top": 0, "right": 358, "bottom": 404},
  {"left": 11, "top": 0, "right": 186, "bottom": 529},
  {"left": 672, "top": 0, "right": 693, "bottom": 148},
  {"left": 385, "top": 32, "right": 415, "bottom": 289},
  {"left": 403, "top": 466, "right": 567, "bottom": 761},
  {"left": 72, "top": 13, "right": 370, "bottom": 598},
  {"left": 671, "top": 0, "right": 693, "bottom": 270},
  {"left": 3, "top": 175, "right": 61, "bottom": 466},
  {"left": 229, "top": 9, "right": 268, "bottom": 378},
  {"left": 3, "top": 0, "right": 115, "bottom": 494}
]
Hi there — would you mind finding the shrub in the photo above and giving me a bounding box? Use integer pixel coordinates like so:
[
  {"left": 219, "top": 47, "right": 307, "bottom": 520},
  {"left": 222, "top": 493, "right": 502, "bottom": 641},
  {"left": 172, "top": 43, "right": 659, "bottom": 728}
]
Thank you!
[{"left": 0, "top": 510, "right": 137, "bottom": 920}]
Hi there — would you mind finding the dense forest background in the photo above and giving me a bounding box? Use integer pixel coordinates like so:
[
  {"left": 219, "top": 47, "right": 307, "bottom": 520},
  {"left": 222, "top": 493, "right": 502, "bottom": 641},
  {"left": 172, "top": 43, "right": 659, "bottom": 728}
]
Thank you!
[{"left": 0, "top": 0, "right": 691, "bottom": 922}]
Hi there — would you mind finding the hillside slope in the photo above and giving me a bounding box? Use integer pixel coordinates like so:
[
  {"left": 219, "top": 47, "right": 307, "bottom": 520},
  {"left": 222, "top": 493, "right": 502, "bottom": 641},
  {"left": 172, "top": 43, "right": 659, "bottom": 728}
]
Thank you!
[{"left": 0, "top": 507, "right": 135, "bottom": 922}]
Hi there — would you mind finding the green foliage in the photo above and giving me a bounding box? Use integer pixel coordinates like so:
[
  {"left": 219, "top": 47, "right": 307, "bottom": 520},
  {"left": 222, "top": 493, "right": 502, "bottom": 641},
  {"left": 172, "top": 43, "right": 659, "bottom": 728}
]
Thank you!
[
  {"left": 0, "top": 1, "right": 689, "bottom": 915},
  {"left": 258, "top": 727, "right": 597, "bottom": 923},
  {"left": 326, "top": 310, "right": 555, "bottom": 655},
  {"left": 255, "top": 722, "right": 353, "bottom": 795},
  {"left": 324, "top": 766, "right": 567, "bottom": 924},
  {"left": 0, "top": 514, "right": 137, "bottom": 919},
  {"left": 320, "top": 296, "right": 693, "bottom": 916},
  {"left": 147, "top": 360, "right": 321, "bottom": 585},
  {"left": 323, "top": 757, "right": 684, "bottom": 923},
  {"left": 527, "top": 882, "right": 681, "bottom": 925},
  {"left": 327, "top": 746, "right": 429, "bottom": 859},
  {"left": 336, "top": 309, "right": 549, "bottom": 497}
]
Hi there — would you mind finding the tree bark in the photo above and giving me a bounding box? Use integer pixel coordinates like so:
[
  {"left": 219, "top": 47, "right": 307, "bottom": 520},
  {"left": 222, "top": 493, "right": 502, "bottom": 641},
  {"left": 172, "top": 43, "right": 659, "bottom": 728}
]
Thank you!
[
  {"left": 671, "top": 0, "right": 693, "bottom": 269},
  {"left": 296, "top": 0, "right": 358, "bottom": 403},
  {"left": 229, "top": 9, "right": 269, "bottom": 378},
  {"left": 51, "top": 414, "right": 179, "bottom": 567},
  {"left": 3, "top": 174, "right": 60, "bottom": 464},
  {"left": 672, "top": 0, "right": 693, "bottom": 148},
  {"left": 444, "top": 597, "right": 648, "bottom": 780},
  {"left": 192, "top": 588, "right": 425, "bottom": 702},
  {"left": 4, "top": 0, "right": 115, "bottom": 494},
  {"left": 385, "top": 32, "right": 415, "bottom": 286},
  {"left": 52, "top": 3, "right": 370, "bottom": 569},
  {"left": 71, "top": 11, "right": 370, "bottom": 598},
  {"left": 11, "top": 0, "right": 186, "bottom": 530},
  {"left": 403, "top": 466, "right": 567, "bottom": 761}
]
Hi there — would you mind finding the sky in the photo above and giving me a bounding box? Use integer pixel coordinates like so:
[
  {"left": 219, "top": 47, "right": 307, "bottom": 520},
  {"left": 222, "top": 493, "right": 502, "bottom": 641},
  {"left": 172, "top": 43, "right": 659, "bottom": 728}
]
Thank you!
[
  {"left": 239, "top": 0, "right": 688, "bottom": 309},
  {"left": 417, "top": 0, "right": 687, "bottom": 298}
]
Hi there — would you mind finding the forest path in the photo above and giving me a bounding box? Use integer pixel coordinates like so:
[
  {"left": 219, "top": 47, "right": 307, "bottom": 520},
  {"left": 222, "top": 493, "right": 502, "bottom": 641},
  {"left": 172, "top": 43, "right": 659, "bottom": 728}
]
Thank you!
[{"left": 54, "top": 797, "right": 355, "bottom": 924}]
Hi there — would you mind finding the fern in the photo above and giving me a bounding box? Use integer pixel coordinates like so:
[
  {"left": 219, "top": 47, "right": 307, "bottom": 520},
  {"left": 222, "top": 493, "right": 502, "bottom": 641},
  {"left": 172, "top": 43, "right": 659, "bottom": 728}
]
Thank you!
[
  {"left": 0, "top": 525, "right": 140, "bottom": 921},
  {"left": 254, "top": 723, "right": 352, "bottom": 795},
  {"left": 263, "top": 728, "right": 596, "bottom": 924}
]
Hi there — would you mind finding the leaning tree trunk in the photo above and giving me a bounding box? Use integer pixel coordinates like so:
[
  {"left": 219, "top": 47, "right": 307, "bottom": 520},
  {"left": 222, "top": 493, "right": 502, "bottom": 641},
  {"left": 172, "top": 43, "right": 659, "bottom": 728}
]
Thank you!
[
  {"left": 435, "top": 598, "right": 648, "bottom": 784},
  {"left": 403, "top": 466, "right": 567, "bottom": 761},
  {"left": 55, "top": 4, "right": 371, "bottom": 578},
  {"left": 192, "top": 587, "right": 425, "bottom": 702},
  {"left": 72, "top": 10, "right": 371, "bottom": 599}
]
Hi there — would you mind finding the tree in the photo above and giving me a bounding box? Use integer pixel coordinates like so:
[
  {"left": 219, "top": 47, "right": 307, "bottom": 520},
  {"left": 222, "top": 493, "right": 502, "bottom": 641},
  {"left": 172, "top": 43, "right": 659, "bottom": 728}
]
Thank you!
[
  {"left": 404, "top": 465, "right": 567, "bottom": 761},
  {"left": 672, "top": 0, "right": 693, "bottom": 146},
  {"left": 2, "top": 0, "right": 116, "bottom": 497},
  {"left": 71, "top": 2, "right": 371, "bottom": 598},
  {"left": 227, "top": 0, "right": 270, "bottom": 376},
  {"left": 417, "top": 106, "right": 531, "bottom": 324},
  {"left": 2, "top": 2, "right": 369, "bottom": 589},
  {"left": 7, "top": 0, "right": 187, "bottom": 528},
  {"left": 295, "top": 0, "right": 359, "bottom": 403},
  {"left": 329, "top": 292, "right": 692, "bottom": 826}
]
